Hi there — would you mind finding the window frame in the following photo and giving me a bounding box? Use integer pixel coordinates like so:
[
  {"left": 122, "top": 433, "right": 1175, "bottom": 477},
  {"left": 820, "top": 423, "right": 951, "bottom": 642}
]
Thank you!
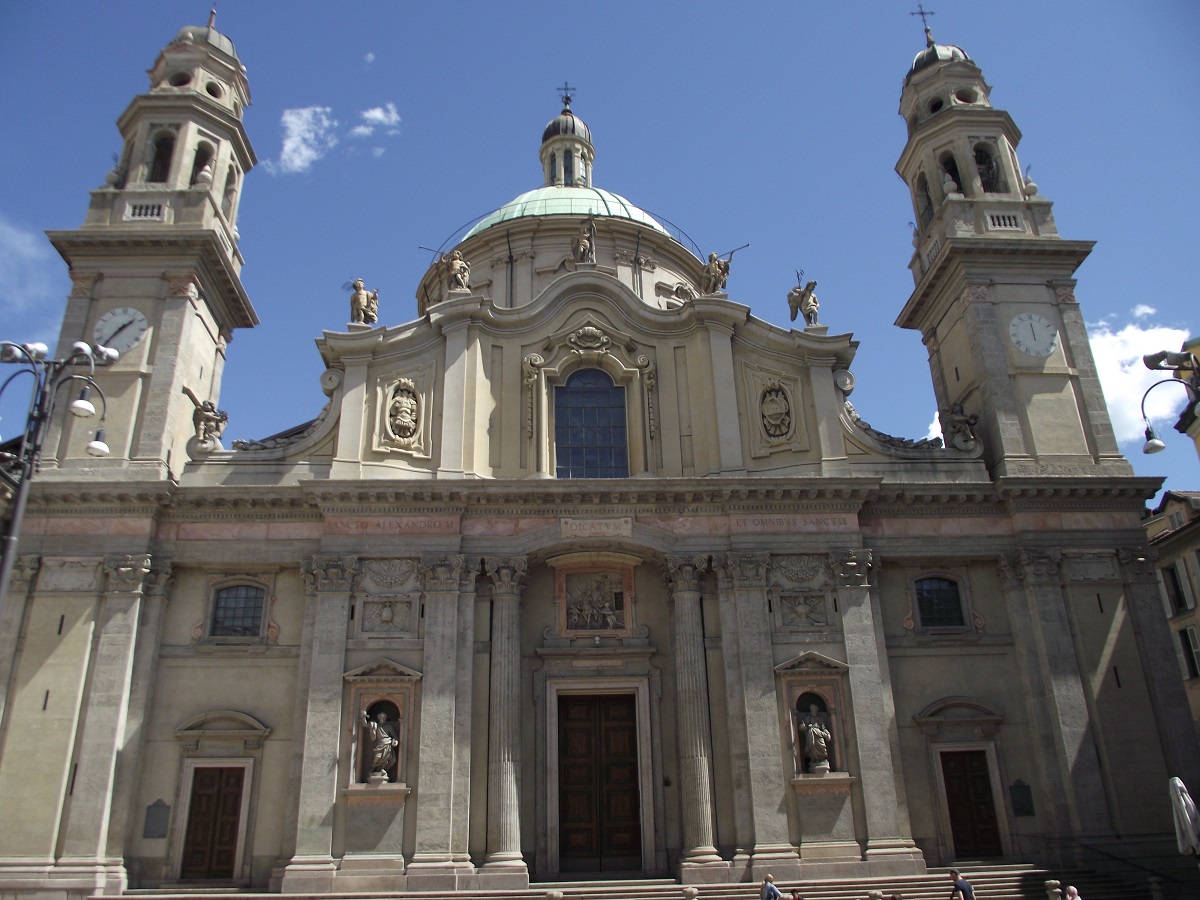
[
  {"left": 904, "top": 569, "right": 976, "bottom": 636},
  {"left": 1179, "top": 626, "right": 1200, "bottom": 680},
  {"left": 199, "top": 575, "right": 277, "bottom": 646},
  {"left": 553, "top": 368, "right": 630, "bottom": 479}
]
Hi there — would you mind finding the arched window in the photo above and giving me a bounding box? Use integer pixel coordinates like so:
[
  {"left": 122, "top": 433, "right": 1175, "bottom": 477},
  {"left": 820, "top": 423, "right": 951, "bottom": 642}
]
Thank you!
[
  {"left": 974, "top": 144, "right": 1007, "bottom": 193},
  {"left": 914, "top": 576, "right": 965, "bottom": 628},
  {"left": 189, "top": 143, "right": 213, "bottom": 186},
  {"left": 916, "top": 173, "right": 934, "bottom": 228},
  {"left": 564, "top": 148, "right": 574, "bottom": 186},
  {"left": 554, "top": 368, "right": 628, "bottom": 478},
  {"left": 939, "top": 153, "right": 962, "bottom": 194},
  {"left": 550, "top": 153, "right": 558, "bottom": 184},
  {"left": 211, "top": 584, "right": 266, "bottom": 637},
  {"left": 148, "top": 134, "right": 175, "bottom": 183}
]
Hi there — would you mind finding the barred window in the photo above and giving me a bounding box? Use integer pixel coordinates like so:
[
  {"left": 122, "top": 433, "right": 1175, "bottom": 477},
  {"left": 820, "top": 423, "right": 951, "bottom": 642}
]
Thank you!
[
  {"left": 554, "top": 368, "right": 628, "bottom": 479},
  {"left": 915, "top": 576, "right": 965, "bottom": 628},
  {"left": 211, "top": 584, "right": 265, "bottom": 637}
]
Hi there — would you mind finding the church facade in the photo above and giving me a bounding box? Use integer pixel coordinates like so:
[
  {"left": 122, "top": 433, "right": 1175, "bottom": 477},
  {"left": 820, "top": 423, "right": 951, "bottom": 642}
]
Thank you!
[{"left": 0, "top": 19, "right": 1196, "bottom": 899}]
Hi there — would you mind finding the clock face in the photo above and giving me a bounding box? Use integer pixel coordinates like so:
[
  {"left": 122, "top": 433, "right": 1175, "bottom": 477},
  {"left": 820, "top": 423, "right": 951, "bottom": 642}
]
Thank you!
[
  {"left": 1008, "top": 313, "right": 1058, "bottom": 357},
  {"left": 93, "top": 306, "right": 149, "bottom": 353}
]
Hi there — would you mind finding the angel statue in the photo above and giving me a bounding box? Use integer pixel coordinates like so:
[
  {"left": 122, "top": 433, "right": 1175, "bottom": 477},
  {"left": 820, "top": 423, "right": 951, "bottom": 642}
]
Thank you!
[{"left": 346, "top": 278, "right": 379, "bottom": 325}]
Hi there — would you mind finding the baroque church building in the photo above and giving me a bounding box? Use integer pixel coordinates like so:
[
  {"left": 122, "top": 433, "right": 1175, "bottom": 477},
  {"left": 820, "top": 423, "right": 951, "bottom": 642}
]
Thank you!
[{"left": 0, "top": 18, "right": 1196, "bottom": 899}]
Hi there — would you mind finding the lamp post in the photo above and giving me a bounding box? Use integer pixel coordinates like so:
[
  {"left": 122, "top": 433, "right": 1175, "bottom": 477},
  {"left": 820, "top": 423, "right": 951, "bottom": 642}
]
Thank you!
[
  {"left": 1140, "top": 350, "right": 1200, "bottom": 455},
  {"left": 0, "top": 340, "right": 117, "bottom": 615}
]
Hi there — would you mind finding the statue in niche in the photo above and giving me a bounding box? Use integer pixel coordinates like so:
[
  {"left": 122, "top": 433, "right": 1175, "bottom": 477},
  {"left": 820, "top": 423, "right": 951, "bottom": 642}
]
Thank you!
[
  {"left": 760, "top": 382, "right": 791, "bottom": 439},
  {"left": 700, "top": 252, "right": 730, "bottom": 294},
  {"left": 348, "top": 278, "right": 379, "bottom": 325},
  {"left": 445, "top": 250, "right": 471, "bottom": 290},
  {"left": 182, "top": 386, "right": 227, "bottom": 444},
  {"left": 797, "top": 697, "right": 833, "bottom": 773},
  {"left": 573, "top": 213, "right": 597, "bottom": 263},
  {"left": 388, "top": 379, "right": 420, "bottom": 441},
  {"left": 361, "top": 707, "right": 400, "bottom": 780},
  {"left": 788, "top": 280, "right": 819, "bottom": 325}
]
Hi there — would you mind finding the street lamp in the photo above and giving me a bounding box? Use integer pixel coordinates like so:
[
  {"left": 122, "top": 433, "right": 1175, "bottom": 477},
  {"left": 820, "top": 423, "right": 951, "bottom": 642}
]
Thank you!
[
  {"left": 0, "top": 339, "right": 118, "bottom": 614},
  {"left": 1140, "top": 350, "right": 1200, "bottom": 455}
]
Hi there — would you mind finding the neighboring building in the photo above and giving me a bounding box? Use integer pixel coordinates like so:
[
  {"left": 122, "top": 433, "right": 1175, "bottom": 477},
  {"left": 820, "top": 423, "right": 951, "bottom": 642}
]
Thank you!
[
  {"left": 1, "top": 19, "right": 1197, "bottom": 900},
  {"left": 1147, "top": 491, "right": 1200, "bottom": 733}
]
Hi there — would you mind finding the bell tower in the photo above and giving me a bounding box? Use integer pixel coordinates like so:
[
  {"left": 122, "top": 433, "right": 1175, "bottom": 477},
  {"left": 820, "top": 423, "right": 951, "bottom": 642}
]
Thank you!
[
  {"left": 894, "top": 27, "right": 1129, "bottom": 478},
  {"left": 45, "top": 16, "right": 258, "bottom": 479}
]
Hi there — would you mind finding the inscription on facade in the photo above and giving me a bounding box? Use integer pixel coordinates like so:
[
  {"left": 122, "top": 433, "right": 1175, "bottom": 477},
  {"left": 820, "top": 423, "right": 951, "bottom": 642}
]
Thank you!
[
  {"left": 327, "top": 516, "right": 460, "bottom": 535},
  {"left": 731, "top": 514, "right": 854, "bottom": 533},
  {"left": 559, "top": 517, "right": 633, "bottom": 539}
]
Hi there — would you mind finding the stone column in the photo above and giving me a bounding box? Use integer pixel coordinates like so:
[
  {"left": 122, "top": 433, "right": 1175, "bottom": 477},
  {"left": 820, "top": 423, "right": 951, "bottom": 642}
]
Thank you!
[
  {"left": 993, "top": 554, "right": 1113, "bottom": 844},
  {"left": 482, "top": 557, "right": 528, "bottom": 885},
  {"left": 280, "top": 555, "right": 357, "bottom": 894},
  {"left": 1117, "top": 550, "right": 1200, "bottom": 790},
  {"left": 998, "top": 549, "right": 1112, "bottom": 839},
  {"left": 713, "top": 553, "right": 798, "bottom": 879},
  {"left": 407, "top": 555, "right": 477, "bottom": 887},
  {"left": 105, "top": 561, "right": 172, "bottom": 886},
  {"left": 57, "top": 554, "right": 152, "bottom": 891},
  {"left": 0, "top": 555, "right": 39, "bottom": 728},
  {"left": 834, "top": 550, "right": 922, "bottom": 868},
  {"left": 666, "top": 556, "right": 726, "bottom": 875}
]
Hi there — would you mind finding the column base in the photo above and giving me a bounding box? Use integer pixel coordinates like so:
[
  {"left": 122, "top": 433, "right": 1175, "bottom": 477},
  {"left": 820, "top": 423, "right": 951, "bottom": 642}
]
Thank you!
[
  {"left": 0, "top": 859, "right": 128, "bottom": 897},
  {"left": 480, "top": 855, "right": 529, "bottom": 890},
  {"left": 278, "top": 855, "right": 338, "bottom": 894},
  {"left": 679, "top": 853, "right": 731, "bottom": 884},
  {"left": 405, "top": 856, "right": 476, "bottom": 892},
  {"left": 748, "top": 843, "right": 801, "bottom": 884},
  {"left": 863, "top": 839, "right": 926, "bottom": 876}
]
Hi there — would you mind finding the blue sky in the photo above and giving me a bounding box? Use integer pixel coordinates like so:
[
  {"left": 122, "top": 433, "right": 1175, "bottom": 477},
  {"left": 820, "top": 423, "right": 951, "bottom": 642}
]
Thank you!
[{"left": 0, "top": 1, "right": 1196, "bottom": 499}]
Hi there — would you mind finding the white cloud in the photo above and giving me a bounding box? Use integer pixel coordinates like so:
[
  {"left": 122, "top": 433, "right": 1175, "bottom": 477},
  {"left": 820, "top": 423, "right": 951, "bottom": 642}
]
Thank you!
[
  {"left": 372, "top": 147, "right": 385, "bottom": 158},
  {"left": 1133, "top": 304, "right": 1156, "bottom": 319},
  {"left": 364, "top": 52, "right": 376, "bottom": 65},
  {"left": 0, "top": 214, "right": 60, "bottom": 315},
  {"left": 924, "top": 411, "right": 942, "bottom": 443},
  {"left": 351, "top": 103, "right": 401, "bottom": 138},
  {"left": 1087, "top": 315, "right": 1191, "bottom": 444},
  {"left": 275, "top": 106, "right": 338, "bottom": 174}
]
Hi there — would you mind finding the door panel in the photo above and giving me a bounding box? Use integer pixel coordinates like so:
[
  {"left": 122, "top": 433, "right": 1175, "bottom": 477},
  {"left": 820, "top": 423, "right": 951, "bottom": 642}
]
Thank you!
[
  {"left": 941, "top": 750, "right": 1002, "bottom": 858},
  {"left": 558, "top": 695, "right": 642, "bottom": 873},
  {"left": 181, "top": 767, "right": 244, "bottom": 880}
]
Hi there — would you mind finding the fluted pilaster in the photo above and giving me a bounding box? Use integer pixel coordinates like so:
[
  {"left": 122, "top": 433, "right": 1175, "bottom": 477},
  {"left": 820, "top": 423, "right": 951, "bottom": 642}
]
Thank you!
[{"left": 483, "top": 557, "right": 528, "bottom": 870}]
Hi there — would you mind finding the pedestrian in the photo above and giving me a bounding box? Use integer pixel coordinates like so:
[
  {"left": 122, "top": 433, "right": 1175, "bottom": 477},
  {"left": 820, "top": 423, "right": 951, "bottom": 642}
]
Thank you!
[
  {"left": 760, "top": 873, "right": 783, "bottom": 900},
  {"left": 949, "top": 869, "right": 975, "bottom": 900}
]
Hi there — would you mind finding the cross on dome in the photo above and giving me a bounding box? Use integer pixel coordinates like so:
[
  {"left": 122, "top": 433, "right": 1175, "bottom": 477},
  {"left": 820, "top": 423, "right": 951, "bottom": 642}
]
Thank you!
[{"left": 557, "top": 82, "right": 576, "bottom": 109}]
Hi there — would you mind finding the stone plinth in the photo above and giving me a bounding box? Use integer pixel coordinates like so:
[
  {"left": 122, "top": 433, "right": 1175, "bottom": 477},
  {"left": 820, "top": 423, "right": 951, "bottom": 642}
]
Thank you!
[{"left": 792, "top": 772, "right": 858, "bottom": 856}]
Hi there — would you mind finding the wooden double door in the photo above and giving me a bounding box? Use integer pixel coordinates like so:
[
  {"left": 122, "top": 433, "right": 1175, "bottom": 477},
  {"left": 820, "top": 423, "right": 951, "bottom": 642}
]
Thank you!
[
  {"left": 941, "top": 750, "right": 1003, "bottom": 858},
  {"left": 180, "top": 767, "right": 244, "bottom": 880},
  {"left": 558, "top": 694, "right": 643, "bottom": 874}
]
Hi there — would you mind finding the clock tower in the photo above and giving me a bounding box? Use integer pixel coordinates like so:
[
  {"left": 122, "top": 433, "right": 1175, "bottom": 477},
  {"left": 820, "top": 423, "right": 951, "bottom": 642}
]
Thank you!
[
  {"left": 45, "top": 16, "right": 257, "bottom": 479},
  {"left": 894, "top": 28, "right": 1129, "bottom": 478}
]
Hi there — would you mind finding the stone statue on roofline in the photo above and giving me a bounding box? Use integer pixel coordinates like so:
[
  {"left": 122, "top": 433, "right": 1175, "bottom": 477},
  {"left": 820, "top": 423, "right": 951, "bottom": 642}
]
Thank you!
[
  {"left": 788, "top": 280, "right": 819, "bottom": 326},
  {"left": 445, "top": 250, "right": 471, "bottom": 291},
  {"left": 348, "top": 278, "right": 379, "bottom": 325}
]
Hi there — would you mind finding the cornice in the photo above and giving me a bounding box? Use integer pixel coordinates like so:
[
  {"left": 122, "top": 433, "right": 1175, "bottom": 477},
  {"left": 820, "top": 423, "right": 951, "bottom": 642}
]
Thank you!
[{"left": 995, "top": 476, "right": 1161, "bottom": 507}]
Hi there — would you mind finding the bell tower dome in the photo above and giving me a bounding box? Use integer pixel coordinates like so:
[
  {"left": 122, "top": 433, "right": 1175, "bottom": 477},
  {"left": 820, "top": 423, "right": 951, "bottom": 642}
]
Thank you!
[
  {"left": 894, "top": 27, "right": 1128, "bottom": 478},
  {"left": 44, "top": 15, "right": 258, "bottom": 479}
]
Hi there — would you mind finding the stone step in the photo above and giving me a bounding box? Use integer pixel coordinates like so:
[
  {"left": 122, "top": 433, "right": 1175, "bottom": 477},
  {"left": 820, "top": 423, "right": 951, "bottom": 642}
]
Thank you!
[{"left": 117, "top": 864, "right": 1161, "bottom": 900}]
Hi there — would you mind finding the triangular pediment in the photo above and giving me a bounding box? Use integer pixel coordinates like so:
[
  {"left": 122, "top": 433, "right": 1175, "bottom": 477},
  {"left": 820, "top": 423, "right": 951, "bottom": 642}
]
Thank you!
[
  {"left": 344, "top": 658, "right": 423, "bottom": 681},
  {"left": 774, "top": 650, "right": 848, "bottom": 673}
]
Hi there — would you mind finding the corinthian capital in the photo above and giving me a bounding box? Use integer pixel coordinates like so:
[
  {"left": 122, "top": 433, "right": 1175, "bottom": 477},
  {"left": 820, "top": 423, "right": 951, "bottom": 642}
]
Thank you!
[
  {"left": 303, "top": 555, "right": 359, "bottom": 593},
  {"left": 419, "top": 555, "right": 471, "bottom": 593},
  {"left": 713, "top": 552, "right": 770, "bottom": 589},
  {"left": 104, "top": 553, "right": 153, "bottom": 593},
  {"left": 484, "top": 557, "right": 528, "bottom": 596},
  {"left": 665, "top": 555, "right": 709, "bottom": 594},
  {"left": 834, "top": 549, "right": 873, "bottom": 587}
]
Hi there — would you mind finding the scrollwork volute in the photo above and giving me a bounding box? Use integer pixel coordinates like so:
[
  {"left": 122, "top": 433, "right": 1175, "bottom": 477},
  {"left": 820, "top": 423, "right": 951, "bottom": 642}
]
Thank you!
[
  {"left": 104, "top": 554, "right": 153, "bottom": 593},
  {"left": 303, "top": 555, "right": 359, "bottom": 594},
  {"left": 638, "top": 355, "right": 657, "bottom": 440},
  {"left": 523, "top": 353, "right": 545, "bottom": 438},
  {"left": 1117, "top": 547, "right": 1159, "bottom": 583}
]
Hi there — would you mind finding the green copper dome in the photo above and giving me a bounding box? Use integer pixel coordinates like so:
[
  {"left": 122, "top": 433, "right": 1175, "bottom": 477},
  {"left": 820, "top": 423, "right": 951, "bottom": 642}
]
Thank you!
[{"left": 463, "top": 185, "right": 669, "bottom": 240}]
